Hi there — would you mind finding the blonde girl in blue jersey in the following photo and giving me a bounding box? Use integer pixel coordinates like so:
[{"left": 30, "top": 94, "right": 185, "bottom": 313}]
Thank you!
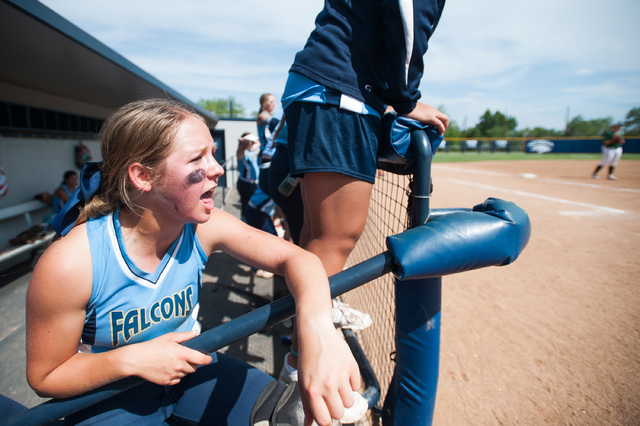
[{"left": 26, "top": 98, "right": 362, "bottom": 425}]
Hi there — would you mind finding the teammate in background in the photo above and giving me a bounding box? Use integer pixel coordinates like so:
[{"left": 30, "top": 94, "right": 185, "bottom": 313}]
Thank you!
[
  {"left": 44, "top": 170, "right": 80, "bottom": 224},
  {"left": 256, "top": 93, "right": 279, "bottom": 195},
  {"left": 279, "top": 0, "right": 449, "bottom": 419},
  {"left": 236, "top": 132, "right": 261, "bottom": 216},
  {"left": 265, "top": 118, "right": 305, "bottom": 246},
  {"left": 593, "top": 123, "right": 625, "bottom": 180},
  {"left": 52, "top": 170, "right": 79, "bottom": 211},
  {"left": 243, "top": 185, "right": 280, "bottom": 279},
  {"left": 26, "top": 98, "right": 362, "bottom": 425},
  {"left": 257, "top": 93, "right": 278, "bottom": 160}
]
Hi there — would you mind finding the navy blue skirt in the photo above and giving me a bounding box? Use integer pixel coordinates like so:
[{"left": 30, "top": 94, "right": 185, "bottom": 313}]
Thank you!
[{"left": 285, "top": 101, "right": 380, "bottom": 183}]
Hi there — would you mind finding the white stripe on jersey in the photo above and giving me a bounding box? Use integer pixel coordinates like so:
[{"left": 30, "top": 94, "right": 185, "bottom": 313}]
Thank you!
[
  {"left": 106, "top": 213, "right": 184, "bottom": 289},
  {"left": 398, "top": 0, "right": 415, "bottom": 85}
]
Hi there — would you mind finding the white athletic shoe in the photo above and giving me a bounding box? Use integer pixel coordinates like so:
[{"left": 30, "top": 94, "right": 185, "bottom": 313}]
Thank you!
[
  {"left": 278, "top": 352, "right": 298, "bottom": 384},
  {"left": 332, "top": 300, "right": 372, "bottom": 331},
  {"left": 592, "top": 174, "right": 600, "bottom": 179},
  {"left": 255, "top": 269, "right": 274, "bottom": 279},
  {"left": 608, "top": 174, "right": 618, "bottom": 180},
  {"left": 278, "top": 353, "right": 369, "bottom": 424}
]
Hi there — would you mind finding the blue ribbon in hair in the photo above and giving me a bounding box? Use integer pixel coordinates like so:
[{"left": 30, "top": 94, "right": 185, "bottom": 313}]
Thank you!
[{"left": 52, "top": 162, "right": 103, "bottom": 237}]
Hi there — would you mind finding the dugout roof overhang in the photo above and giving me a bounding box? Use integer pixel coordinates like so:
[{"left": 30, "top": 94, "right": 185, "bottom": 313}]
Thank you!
[{"left": 0, "top": 0, "right": 217, "bottom": 127}]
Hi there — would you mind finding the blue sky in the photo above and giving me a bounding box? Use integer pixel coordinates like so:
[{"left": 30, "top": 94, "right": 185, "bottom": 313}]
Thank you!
[{"left": 39, "top": 0, "right": 640, "bottom": 131}]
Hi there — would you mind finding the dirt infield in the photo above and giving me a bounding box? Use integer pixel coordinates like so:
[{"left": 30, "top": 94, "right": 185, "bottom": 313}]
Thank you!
[{"left": 426, "top": 159, "right": 640, "bottom": 425}]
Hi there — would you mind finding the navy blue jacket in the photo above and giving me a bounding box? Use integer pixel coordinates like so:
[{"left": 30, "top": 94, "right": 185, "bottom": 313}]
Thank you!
[{"left": 289, "top": 0, "right": 446, "bottom": 115}]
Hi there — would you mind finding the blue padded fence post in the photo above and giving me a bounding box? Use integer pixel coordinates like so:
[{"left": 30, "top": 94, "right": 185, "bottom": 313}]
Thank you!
[{"left": 383, "top": 129, "right": 442, "bottom": 424}]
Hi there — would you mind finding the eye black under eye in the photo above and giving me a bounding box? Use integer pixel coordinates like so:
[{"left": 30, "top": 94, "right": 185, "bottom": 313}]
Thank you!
[{"left": 187, "top": 169, "right": 206, "bottom": 185}]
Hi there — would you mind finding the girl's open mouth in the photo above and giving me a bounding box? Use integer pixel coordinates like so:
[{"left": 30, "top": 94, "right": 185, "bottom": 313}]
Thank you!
[{"left": 200, "top": 189, "right": 214, "bottom": 209}]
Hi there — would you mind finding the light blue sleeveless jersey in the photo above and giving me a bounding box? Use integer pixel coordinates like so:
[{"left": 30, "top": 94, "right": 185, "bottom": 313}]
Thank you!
[{"left": 80, "top": 211, "right": 207, "bottom": 353}]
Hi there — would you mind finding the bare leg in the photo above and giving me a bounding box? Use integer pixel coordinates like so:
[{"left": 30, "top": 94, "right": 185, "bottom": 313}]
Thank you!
[
  {"left": 287, "top": 172, "right": 373, "bottom": 369},
  {"left": 301, "top": 172, "right": 373, "bottom": 275}
]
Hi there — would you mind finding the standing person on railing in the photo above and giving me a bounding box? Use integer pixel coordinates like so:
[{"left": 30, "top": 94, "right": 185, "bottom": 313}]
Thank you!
[
  {"left": 279, "top": 0, "right": 450, "bottom": 413},
  {"left": 26, "top": 98, "right": 363, "bottom": 426}
]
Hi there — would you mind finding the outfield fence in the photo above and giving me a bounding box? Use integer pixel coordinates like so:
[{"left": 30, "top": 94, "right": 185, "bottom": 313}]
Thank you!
[{"left": 441, "top": 136, "right": 640, "bottom": 154}]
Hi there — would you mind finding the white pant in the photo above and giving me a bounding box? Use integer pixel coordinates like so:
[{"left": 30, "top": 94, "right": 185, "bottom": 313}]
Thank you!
[{"left": 600, "top": 146, "right": 623, "bottom": 167}]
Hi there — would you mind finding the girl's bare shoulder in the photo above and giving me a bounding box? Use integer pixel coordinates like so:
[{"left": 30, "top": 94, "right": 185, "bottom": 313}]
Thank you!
[{"left": 30, "top": 224, "right": 92, "bottom": 298}]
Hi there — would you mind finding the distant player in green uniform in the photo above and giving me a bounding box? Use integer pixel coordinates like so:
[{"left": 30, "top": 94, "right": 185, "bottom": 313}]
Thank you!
[{"left": 592, "top": 123, "right": 625, "bottom": 180}]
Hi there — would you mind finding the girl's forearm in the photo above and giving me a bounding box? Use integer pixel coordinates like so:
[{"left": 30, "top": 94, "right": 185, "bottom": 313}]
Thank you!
[{"left": 29, "top": 349, "right": 129, "bottom": 399}]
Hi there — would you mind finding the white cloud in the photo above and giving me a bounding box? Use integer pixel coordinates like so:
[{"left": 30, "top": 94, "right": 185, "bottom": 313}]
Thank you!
[
  {"left": 576, "top": 69, "right": 595, "bottom": 76},
  {"left": 39, "top": 0, "right": 640, "bottom": 129},
  {"left": 421, "top": 0, "right": 640, "bottom": 128}
]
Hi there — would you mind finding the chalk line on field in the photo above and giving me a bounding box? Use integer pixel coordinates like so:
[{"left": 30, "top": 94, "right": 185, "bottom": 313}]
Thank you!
[
  {"left": 434, "top": 165, "right": 640, "bottom": 194},
  {"left": 441, "top": 178, "right": 626, "bottom": 215}
]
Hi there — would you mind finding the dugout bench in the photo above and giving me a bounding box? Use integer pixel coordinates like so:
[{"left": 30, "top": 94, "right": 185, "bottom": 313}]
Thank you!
[{"left": 0, "top": 199, "right": 55, "bottom": 268}]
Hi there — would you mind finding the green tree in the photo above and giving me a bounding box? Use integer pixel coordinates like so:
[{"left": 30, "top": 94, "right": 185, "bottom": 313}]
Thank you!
[
  {"left": 624, "top": 106, "right": 640, "bottom": 135},
  {"left": 197, "top": 97, "right": 245, "bottom": 118},
  {"left": 475, "top": 110, "right": 517, "bottom": 137},
  {"left": 464, "top": 126, "right": 482, "bottom": 138},
  {"left": 564, "top": 115, "right": 611, "bottom": 137},
  {"left": 517, "top": 127, "right": 563, "bottom": 138},
  {"left": 443, "top": 120, "right": 463, "bottom": 138}
]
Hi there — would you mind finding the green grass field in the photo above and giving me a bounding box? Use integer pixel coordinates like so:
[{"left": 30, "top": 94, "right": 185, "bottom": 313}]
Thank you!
[{"left": 432, "top": 152, "right": 640, "bottom": 163}]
